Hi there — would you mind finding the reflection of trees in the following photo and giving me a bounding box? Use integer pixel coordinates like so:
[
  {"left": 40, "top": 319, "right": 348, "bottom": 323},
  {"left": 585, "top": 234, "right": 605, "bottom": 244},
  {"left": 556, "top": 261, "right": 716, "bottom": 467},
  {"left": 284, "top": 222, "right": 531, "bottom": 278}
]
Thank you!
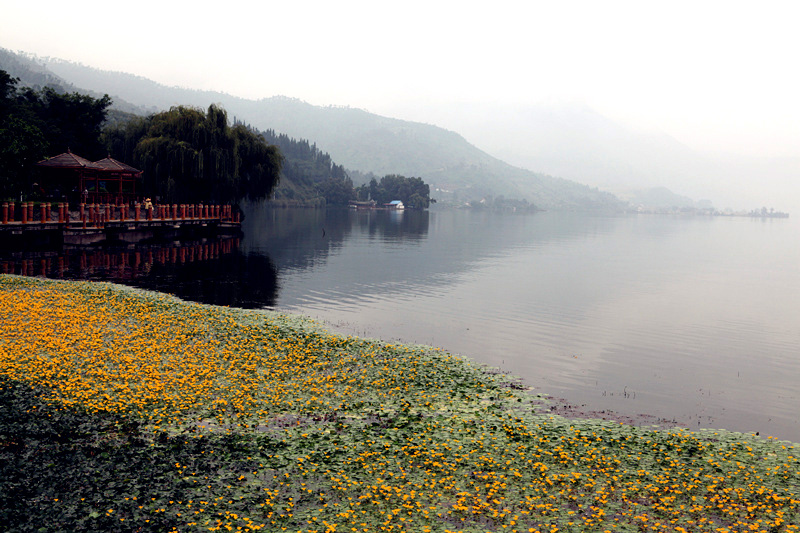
[
  {"left": 242, "top": 203, "right": 431, "bottom": 272},
  {"left": 242, "top": 205, "right": 352, "bottom": 272},
  {"left": 353, "top": 209, "right": 430, "bottom": 242},
  {"left": 0, "top": 238, "right": 279, "bottom": 309},
  {"left": 144, "top": 250, "right": 278, "bottom": 308}
]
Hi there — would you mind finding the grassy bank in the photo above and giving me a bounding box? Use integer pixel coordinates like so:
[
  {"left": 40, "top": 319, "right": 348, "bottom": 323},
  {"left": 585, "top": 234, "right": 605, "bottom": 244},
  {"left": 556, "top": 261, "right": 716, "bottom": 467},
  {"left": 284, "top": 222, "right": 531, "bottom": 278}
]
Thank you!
[{"left": 0, "top": 275, "right": 798, "bottom": 533}]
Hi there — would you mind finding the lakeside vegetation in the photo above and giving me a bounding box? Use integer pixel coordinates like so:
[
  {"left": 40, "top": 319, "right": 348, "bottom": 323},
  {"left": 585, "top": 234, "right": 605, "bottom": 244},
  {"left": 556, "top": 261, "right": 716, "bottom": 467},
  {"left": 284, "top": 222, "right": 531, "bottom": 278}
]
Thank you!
[
  {"left": 1, "top": 275, "right": 797, "bottom": 532},
  {"left": 2, "top": 65, "right": 430, "bottom": 209},
  {"left": 101, "top": 105, "right": 282, "bottom": 204},
  {"left": 0, "top": 69, "right": 110, "bottom": 199}
]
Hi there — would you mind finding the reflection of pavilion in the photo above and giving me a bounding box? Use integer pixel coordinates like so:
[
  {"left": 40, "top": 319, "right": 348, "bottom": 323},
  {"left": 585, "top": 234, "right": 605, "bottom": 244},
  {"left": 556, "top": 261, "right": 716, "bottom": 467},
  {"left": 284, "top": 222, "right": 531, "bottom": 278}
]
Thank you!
[
  {"left": 0, "top": 237, "right": 240, "bottom": 279},
  {"left": 35, "top": 151, "right": 142, "bottom": 205}
]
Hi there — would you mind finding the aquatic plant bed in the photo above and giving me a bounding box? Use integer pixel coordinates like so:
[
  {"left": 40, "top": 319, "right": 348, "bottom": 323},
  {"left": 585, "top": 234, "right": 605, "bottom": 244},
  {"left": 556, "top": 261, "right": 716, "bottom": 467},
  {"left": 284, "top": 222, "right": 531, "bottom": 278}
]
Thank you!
[{"left": 1, "top": 275, "right": 798, "bottom": 533}]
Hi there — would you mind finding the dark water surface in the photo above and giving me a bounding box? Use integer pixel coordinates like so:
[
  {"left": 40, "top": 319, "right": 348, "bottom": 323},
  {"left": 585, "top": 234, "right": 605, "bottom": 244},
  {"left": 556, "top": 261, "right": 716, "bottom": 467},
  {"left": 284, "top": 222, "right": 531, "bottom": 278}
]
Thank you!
[{"left": 4, "top": 205, "right": 799, "bottom": 442}]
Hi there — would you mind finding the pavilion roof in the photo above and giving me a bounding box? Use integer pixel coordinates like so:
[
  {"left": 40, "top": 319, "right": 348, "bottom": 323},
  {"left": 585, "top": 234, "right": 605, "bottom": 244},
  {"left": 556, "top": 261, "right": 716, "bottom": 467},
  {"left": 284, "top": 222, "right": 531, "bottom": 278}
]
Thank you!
[
  {"left": 35, "top": 151, "right": 103, "bottom": 170},
  {"left": 93, "top": 156, "right": 142, "bottom": 174}
]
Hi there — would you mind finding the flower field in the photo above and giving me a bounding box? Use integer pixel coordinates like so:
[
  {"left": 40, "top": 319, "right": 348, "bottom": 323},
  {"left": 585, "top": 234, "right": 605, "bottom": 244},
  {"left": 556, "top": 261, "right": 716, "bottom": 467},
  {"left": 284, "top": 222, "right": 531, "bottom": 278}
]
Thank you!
[{"left": 1, "top": 275, "right": 798, "bottom": 532}]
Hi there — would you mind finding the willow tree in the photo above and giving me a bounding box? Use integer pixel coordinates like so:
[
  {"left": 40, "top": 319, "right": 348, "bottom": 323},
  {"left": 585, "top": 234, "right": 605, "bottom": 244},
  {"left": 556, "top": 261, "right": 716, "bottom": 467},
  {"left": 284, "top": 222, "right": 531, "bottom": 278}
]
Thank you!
[{"left": 103, "top": 105, "right": 282, "bottom": 203}]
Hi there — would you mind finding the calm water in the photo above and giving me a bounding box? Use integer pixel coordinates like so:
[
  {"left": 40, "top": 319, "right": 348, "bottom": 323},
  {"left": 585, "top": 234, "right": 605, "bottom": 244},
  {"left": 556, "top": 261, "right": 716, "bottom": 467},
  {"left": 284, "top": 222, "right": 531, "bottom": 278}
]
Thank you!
[{"left": 4, "top": 205, "right": 799, "bottom": 442}]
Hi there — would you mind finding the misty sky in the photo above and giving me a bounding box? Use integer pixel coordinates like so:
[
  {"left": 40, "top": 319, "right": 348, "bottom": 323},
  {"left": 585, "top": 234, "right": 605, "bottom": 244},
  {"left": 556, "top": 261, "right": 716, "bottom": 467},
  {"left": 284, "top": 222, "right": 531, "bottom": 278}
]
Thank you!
[{"left": 2, "top": 1, "right": 798, "bottom": 160}]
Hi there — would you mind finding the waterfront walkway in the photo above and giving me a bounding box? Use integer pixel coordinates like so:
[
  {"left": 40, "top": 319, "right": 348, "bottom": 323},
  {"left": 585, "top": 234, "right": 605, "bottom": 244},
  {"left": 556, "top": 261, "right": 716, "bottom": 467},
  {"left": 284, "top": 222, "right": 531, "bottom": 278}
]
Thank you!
[{"left": 1, "top": 201, "right": 240, "bottom": 244}]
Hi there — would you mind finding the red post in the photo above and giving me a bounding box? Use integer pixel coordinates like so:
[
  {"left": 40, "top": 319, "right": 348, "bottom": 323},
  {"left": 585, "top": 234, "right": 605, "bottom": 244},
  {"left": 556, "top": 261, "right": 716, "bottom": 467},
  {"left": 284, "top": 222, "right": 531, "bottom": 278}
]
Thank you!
[
  {"left": 105, "top": 204, "right": 111, "bottom": 222},
  {"left": 2, "top": 203, "right": 7, "bottom": 224},
  {"left": 21, "top": 203, "right": 28, "bottom": 224},
  {"left": 172, "top": 204, "right": 178, "bottom": 220},
  {"left": 147, "top": 205, "right": 153, "bottom": 221},
  {"left": 40, "top": 203, "right": 46, "bottom": 223},
  {"left": 135, "top": 203, "right": 140, "bottom": 222}
]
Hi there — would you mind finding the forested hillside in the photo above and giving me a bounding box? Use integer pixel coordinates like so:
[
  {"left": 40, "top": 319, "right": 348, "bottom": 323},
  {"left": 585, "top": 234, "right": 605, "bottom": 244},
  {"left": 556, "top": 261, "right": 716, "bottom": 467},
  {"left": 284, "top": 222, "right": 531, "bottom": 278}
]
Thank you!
[
  {"left": 258, "top": 128, "right": 350, "bottom": 206},
  {"left": 0, "top": 50, "right": 356, "bottom": 206},
  {"left": 18, "top": 52, "right": 624, "bottom": 210}
]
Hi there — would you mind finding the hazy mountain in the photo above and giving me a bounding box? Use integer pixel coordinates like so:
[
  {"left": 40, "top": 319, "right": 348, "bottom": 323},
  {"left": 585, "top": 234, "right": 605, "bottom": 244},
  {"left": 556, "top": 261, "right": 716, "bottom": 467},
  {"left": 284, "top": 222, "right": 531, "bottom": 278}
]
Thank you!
[
  {"left": 0, "top": 49, "right": 151, "bottom": 118},
  {"left": 21, "top": 53, "right": 622, "bottom": 210},
  {"left": 393, "top": 102, "right": 710, "bottom": 200},
  {"left": 382, "top": 100, "right": 799, "bottom": 212},
  {"left": 13, "top": 49, "right": 787, "bottom": 212}
]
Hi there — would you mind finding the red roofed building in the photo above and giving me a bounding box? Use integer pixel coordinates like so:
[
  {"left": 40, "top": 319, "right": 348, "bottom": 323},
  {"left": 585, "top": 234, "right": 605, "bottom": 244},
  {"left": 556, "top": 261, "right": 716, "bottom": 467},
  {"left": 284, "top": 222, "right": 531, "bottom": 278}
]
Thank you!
[
  {"left": 92, "top": 156, "right": 143, "bottom": 203},
  {"left": 35, "top": 151, "right": 142, "bottom": 204}
]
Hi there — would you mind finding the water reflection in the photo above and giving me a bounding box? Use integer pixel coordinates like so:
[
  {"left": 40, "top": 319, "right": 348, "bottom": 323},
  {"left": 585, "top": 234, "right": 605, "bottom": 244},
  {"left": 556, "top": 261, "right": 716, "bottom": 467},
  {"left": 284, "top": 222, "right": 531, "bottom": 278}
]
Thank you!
[
  {"left": 0, "top": 237, "right": 279, "bottom": 308},
  {"left": 240, "top": 205, "right": 430, "bottom": 271},
  {"left": 4, "top": 205, "right": 799, "bottom": 442}
]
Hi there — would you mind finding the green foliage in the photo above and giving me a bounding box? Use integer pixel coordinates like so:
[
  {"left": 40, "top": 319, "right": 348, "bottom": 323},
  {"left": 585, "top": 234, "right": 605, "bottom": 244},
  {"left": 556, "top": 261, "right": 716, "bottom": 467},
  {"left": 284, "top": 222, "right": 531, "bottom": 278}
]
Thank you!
[
  {"left": 356, "top": 174, "right": 431, "bottom": 208},
  {"left": 37, "top": 87, "right": 111, "bottom": 159},
  {"left": 316, "top": 177, "right": 355, "bottom": 206},
  {"left": 258, "top": 128, "right": 352, "bottom": 206},
  {"left": 102, "top": 105, "right": 282, "bottom": 203},
  {"left": 0, "top": 69, "right": 111, "bottom": 198},
  {"left": 1, "top": 277, "right": 798, "bottom": 532}
]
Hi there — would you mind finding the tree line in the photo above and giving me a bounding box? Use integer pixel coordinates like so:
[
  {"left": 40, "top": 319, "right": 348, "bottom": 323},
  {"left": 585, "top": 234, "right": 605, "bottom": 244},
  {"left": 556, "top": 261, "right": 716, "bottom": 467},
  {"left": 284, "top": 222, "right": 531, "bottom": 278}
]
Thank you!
[
  {"left": 1, "top": 68, "right": 431, "bottom": 208},
  {"left": 354, "top": 175, "right": 431, "bottom": 209},
  {"left": 103, "top": 105, "right": 282, "bottom": 203},
  {"left": 0, "top": 70, "right": 109, "bottom": 199}
]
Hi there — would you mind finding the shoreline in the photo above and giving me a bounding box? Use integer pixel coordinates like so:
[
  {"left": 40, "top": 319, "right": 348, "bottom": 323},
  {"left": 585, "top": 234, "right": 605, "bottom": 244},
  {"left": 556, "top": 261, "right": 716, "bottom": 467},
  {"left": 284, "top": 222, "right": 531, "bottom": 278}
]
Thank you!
[
  {"left": 1, "top": 275, "right": 798, "bottom": 532},
  {"left": 2, "top": 273, "right": 794, "bottom": 443}
]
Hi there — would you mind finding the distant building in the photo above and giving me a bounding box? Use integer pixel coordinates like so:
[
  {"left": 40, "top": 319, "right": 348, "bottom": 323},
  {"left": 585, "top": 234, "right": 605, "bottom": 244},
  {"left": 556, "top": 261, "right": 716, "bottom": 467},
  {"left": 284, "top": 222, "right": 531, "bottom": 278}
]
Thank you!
[
  {"left": 386, "top": 200, "right": 405, "bottom": 210},
  {"left": 349, "top": 200, "right": 377, "bottom": 209}
]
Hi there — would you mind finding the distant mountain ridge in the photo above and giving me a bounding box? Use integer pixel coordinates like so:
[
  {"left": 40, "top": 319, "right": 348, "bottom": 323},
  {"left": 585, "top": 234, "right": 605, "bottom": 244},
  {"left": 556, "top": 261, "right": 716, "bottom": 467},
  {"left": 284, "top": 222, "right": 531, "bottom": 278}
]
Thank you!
[{"left": 3, "top": 51, "right": 623, "bottom": 210}]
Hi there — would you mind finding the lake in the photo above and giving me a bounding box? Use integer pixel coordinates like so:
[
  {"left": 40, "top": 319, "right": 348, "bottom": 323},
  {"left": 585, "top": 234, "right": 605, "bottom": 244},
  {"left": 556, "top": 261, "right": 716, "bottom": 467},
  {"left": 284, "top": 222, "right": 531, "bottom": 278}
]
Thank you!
[{"left": 3, "top": 204, "right": 799, "bottom": 442}]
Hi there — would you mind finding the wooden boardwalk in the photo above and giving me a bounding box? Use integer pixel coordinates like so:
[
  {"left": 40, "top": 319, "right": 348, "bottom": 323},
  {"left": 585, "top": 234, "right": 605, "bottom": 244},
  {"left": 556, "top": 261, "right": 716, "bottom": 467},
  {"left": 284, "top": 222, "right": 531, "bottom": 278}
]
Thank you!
[{"left": 1, "top": 202, "right": 240, "bottom": 245}]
